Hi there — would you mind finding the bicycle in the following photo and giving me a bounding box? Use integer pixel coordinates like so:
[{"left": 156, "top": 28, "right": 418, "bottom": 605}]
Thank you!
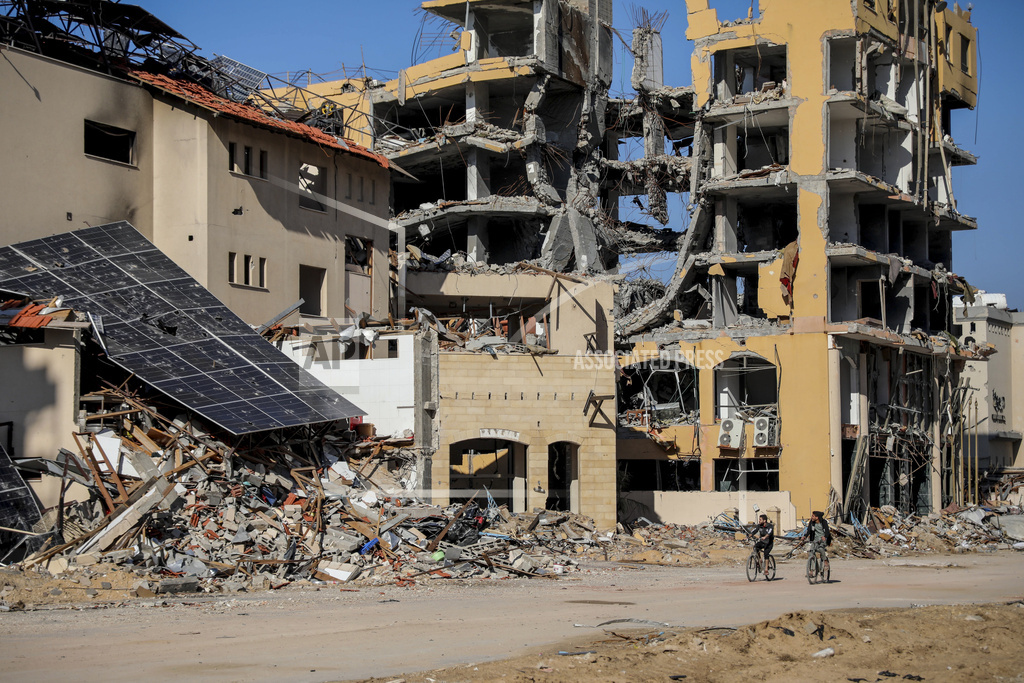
[
  {"left": 746, "top": 544, "right": 776, "bottom": 582},
  {"left": 806, "top": 541, "right": 830, "bottom": 584}
]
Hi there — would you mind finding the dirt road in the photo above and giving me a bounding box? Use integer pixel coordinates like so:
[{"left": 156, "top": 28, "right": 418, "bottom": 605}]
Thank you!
[{"left": 1, "top": 552, "right": 1021, "bottom": 682}]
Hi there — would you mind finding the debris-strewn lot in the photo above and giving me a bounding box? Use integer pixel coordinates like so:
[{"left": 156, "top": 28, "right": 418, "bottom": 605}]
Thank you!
[
  {"left": 353, "top": 601, "right": 1024, "bottom": 683},
  {"left": 6, "top": 379, "right": 1023, "bottom": 608},
  {"left": 6, "top": 389, "right": 1024, "bottom": 608}
]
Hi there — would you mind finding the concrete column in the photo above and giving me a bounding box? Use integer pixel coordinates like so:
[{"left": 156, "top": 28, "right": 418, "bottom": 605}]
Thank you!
[
  {"left": 929, "top": 369, "right": 944, "bottom": 513},
  {"left": 714, "top": 198, "right": 738, "bottom": 252},
  {"left": 466, "top": 82, "right": 491, "bottom": 201},
  {"left": 466, "top": 79, "right": 491, "bottom": 264},
  {"left": 828, "top": 337, "right": 844, "bottom": 499},
  {"left": 715, "top": 49, "right": 736, "bottom": 101},
  {"left": 465, "top": 9, "right": 486, "bottom": 62},
  {"left": 467, "top": 216, "right": 489, "bottom": 264},
  {"left": 713, "top": 126, "right": 737, "bottom": 178},
  {"left": 527, "top": 440, "right": 547, "bottom": 511},
  {"left": 391, "top": 219, "right": 405, "bottom": 318},
  {"left": 858, "top": 352, "right": 870, "bottom": 510},
  {"left": 466, "top": 81, "right": 489, "bottom": 126}
]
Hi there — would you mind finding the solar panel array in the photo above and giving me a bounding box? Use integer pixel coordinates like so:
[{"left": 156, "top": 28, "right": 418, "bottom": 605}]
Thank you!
[{"left": 0, "top": 222, "right": 364, "bottom": 434}]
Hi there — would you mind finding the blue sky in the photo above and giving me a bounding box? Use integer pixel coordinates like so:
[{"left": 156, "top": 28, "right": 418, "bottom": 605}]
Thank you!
[{"left": 139, "top": 0, "right": 1022, "bottom": 307}]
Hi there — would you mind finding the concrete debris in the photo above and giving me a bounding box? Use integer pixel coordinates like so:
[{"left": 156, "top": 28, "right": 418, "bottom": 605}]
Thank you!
[
  {"left": 838, "top": 503, "right": 1024, "bottom": 555},
  {"left": 15, "top": 387, "right": 640, "bottom": 590}
]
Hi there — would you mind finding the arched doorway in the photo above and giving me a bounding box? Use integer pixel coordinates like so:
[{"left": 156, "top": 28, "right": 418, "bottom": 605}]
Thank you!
[
  {"left": 449, "top": 438, "right": 527, "bottom": 512},
  {"left": 546, "top": 441, "right": 579, "bottom": 512}
]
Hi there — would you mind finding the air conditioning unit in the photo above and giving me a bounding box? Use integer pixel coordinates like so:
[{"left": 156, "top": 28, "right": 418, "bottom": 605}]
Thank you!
[
  {"left": 718, "top": 418, "right": 744, "bottom": 449},
  {"left": 753, "top": 416, "right": 779, "bottom": 447}
]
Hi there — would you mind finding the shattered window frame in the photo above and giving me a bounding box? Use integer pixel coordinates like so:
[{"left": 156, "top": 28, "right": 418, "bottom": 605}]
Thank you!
[
  {"left": 714, "top": 356, "right": 779, "bottom": 421},
  {"left": 714, "top": 457, "right": 780, "bottom": 492},
  {"left": 298, "top": 264, "right": 327, "bottom": 316},
  {"left": 618, "top": 458, "right": 701, "bottom": 493},
  {"left": 619, "top": 359, "right": 700, "bottom": 428}
]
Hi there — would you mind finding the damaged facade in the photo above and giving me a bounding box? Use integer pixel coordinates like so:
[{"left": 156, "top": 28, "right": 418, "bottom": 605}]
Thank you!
[
  {"left": 0, "top": 0, "right": 1004, "bottom": 540},
  {"left": 617, "top": 0, "right": 986, "bottom": 525},
  {"left": 0, "top": 1, "right": 392, "bottom": 326}
]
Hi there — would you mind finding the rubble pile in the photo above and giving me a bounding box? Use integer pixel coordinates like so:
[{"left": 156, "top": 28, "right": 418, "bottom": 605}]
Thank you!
[
  {"left": 854, "top": 503, "right": 1024, "bottom": 555},
  {"left": 12, "top": 388, "right": 634, "bottom": 594},
  {"left": 11, "top": 375, "right": 1024, "bottom": 599}
]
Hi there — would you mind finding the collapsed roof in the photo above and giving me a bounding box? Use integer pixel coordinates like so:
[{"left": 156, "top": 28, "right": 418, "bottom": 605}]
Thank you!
[{"left": 0, "top": 222, "right": 364, "bottom": 435}]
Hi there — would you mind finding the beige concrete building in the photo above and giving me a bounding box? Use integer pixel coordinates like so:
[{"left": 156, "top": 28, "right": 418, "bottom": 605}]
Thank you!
[
  {"left": 0, "top": 34, "right": 391, "bottom": 327},
  {"left": 423, "top": 274, "right": 619, "bottom": 525},
  {"left": 317, "top": 0, "right": 991, "bottom": 527},
  {"left": 954, "top": 295, "right": 1023, "bottom": 475}
]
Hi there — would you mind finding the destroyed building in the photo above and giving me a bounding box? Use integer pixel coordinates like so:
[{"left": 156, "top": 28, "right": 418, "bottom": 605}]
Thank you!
[
  {"left": 0, "top": 0, "right": 392, "bottom": 326},
  {"left": 308, "top": 0, "right": 992, "bottom": 526},
  {"left": 267, "top": 0, "right": 629, "bottom": 526},
  {"left": 0, "top": 0, "right": 1004, "bottom": 536},
  {"left": 0, "top": 222, "right": 368, "bottom": 563},
  {"left": 616, "top": 0, "right": 986, "bottom": 525}
]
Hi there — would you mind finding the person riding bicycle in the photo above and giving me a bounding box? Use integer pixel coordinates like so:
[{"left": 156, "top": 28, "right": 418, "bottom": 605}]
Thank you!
[
  {"left": 752, "top": 513, "right": 774, "bottom": 577},
  {"left": 799, "top": 510, "right": 832, "bottom": 574}
]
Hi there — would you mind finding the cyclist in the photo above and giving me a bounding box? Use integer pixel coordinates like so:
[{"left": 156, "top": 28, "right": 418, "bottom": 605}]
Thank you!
[
  {"left": 752, "top": 513, "right": 774, "bottom": 577},
  {"left": 799, "top": 510, "right": 832, "bottom": 575}
]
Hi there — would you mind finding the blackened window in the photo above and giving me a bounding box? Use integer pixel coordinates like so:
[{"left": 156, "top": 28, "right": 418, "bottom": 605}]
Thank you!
[{"left": 84, "top": 120, "right": 135, "bottom": 164}]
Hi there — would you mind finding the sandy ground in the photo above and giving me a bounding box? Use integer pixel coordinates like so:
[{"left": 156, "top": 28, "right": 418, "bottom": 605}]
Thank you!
[
  {"left": 1, "top": 552, "right": 1021, "bottom": 682},
  {"left": 371, "top": 601, "right": 1024, "bottom": 682}
]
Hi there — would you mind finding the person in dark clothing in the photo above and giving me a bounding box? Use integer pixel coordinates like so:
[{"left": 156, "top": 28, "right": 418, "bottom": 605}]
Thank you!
[
  {"left": 799, "top": 510, "right": 832, "bottom": 573},
  {"left": 753, "top": 513, "right": 774, "bottom": 576}
]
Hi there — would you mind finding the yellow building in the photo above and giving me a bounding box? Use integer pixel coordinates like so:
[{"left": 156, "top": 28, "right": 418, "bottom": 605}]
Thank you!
[{"left": 617, "top": 0, "right": 983, "bottom": 525}]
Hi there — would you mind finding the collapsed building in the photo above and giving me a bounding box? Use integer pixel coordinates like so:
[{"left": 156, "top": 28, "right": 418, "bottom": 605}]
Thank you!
[
  {"left": 0, "top": 0, "right": 1004, "bottom": 537},
  {"left": 0, "top": 223, "right": 365, "bottom": 561},
  {"left": 305, "top": 0, "right": 991, "bottom": 526}
]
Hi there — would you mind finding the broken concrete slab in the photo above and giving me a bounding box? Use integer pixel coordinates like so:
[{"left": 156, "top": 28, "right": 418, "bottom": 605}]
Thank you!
[
  {"left": 991, "top": 515, "right": 1024, "bottom": 542},
  {"left": 157, "top": 577, "right": 200, "bottom": 594}
]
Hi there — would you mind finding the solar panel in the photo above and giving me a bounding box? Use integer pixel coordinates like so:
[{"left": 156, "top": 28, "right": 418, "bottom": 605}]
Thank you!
[
  {"left": 209, "top": 55, "right": 267, "bottom": 102},
  {"left": 0, "top": 222, "right": 364, "bottom": 435}
]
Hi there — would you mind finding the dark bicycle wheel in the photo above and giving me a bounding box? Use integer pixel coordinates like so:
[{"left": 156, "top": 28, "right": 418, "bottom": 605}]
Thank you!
[
  {"left": 806, "top": 553, "right": 818, "bottom": 584},
  {"left": 766, "top": 555, "right": 776, "bottom": 581},
  {"left": 746, "top": 553, "right": 758, "bottom": 582}
]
